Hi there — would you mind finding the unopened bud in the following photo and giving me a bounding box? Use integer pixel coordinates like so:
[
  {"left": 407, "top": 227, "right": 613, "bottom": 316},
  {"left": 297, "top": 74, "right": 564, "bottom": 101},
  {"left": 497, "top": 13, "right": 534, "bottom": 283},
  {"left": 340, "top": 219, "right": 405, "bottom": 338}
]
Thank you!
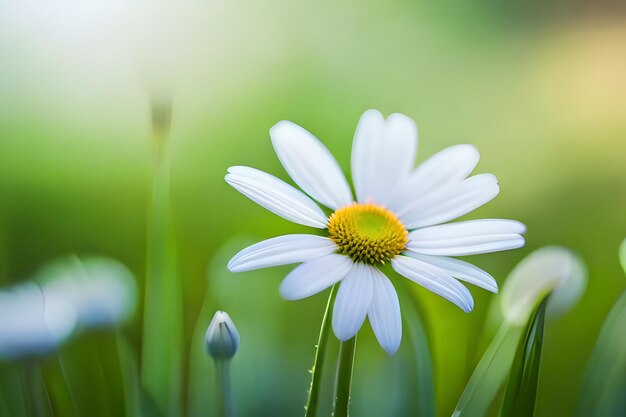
[
  {"left": 500, "top": 246, "right": 586, "bottom": 325},
  {"left": 205, "top": 311, "right": 240, "bottom": 360}
]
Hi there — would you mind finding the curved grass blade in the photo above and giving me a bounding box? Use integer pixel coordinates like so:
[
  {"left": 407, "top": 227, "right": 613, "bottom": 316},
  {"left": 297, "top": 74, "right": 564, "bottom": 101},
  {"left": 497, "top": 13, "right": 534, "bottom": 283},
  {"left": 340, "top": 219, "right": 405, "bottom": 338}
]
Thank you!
[
  {"left": 141, "top": 149, "right": 183, "bottom": 417},
  {"left": 398, "top": 283, "right": 435, "bottom": 417},
  {"left": 499, "top": 297, "right": 548, "bottom": 417},
  {"left": 332, "top": 335, "right": 357, "bottom": 417},
  {"left": 451, "top": 324, "right": 523, "bottom": 417},
  {"left": 305, "top": 285, "right": 337, "bottom": 417},
  {"left": 576, "top": 291, "right": 626, "bottom": 417}
]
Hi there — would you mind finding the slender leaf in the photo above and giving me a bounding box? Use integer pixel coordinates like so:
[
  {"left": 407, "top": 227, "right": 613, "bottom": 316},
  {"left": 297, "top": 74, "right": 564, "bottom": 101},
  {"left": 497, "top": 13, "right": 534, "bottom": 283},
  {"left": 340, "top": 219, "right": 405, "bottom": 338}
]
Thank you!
[
  {"left": 577, "top": 291, "right": 626, "bottom": 417},
  {"left": 141, "top": 151, "right": 183, "bottom": 417},
  {"left": 332, "top": 336, "right": 357, "bottom": 417},
  {"left": 398, "top": 283, "right": 435, "bottom": 417},
  {"left": 305, "top": 285, "right": 337, "bottom": 417},
  {"left": 499, "top": 297, "right": 548, "bottom": 417},
  {"left": 451, "top": 325, "right": 523, "bottom": 417}
]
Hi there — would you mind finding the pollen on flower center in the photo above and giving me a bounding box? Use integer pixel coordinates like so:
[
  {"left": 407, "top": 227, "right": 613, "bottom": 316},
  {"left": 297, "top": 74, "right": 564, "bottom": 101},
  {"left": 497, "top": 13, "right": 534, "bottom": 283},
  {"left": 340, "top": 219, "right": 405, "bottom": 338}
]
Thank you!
[{"left": 328, "top": 203, "right": 408, "bottom": 264}]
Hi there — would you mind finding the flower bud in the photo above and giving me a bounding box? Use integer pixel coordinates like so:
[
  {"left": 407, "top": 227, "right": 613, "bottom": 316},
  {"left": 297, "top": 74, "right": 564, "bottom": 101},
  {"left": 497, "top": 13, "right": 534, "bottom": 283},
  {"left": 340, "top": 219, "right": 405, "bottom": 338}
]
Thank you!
[
  {"left": 500, "top": 246, "right": 587, "bottom": 325},
  {"left": 205, "top": 311, "right": 240, "bottom": 360},
  {"left": 36, "top": 256, "right": 137, "bottom": 329},
  {"left": 0, "top": 283, "right": 77, "bottom": 359}
]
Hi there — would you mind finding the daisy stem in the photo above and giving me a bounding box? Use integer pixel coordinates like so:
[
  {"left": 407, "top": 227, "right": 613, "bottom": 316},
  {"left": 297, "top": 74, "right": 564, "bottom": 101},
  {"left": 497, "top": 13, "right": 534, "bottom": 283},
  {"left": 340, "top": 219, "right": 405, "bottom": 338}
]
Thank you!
[
  {"left": 215, "top": 359, "right": 233, "bottom": 417},
  {"left": 332, "top": 335, "right": 357, "bottom": 417},
  {"left": 21, "top": 360, "right": 52, "bottom": 417},
  {"left": 140, "top": 94, "right": 182, "bottom": 416},
  {"left": 304, "top": 285, "right": 337, "bottom": 417}
]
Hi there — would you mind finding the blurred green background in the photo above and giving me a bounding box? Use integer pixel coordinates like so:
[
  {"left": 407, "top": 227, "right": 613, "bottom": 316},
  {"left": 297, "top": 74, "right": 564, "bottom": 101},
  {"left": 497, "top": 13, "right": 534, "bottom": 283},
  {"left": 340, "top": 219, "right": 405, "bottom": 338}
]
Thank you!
[{"left": 0, "top": 1, "right": 625, "bottom": 416}]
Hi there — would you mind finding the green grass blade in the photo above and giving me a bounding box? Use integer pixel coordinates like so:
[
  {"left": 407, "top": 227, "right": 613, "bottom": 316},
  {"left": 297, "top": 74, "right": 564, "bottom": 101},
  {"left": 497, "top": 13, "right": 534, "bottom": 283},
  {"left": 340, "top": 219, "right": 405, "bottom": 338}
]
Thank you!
[
  {"left": 576, "top": 291, "right": 626, "bottom": 417},
  {"left": 116, "top": 332, "right": 141, "bottom": 417},
  {"left": 619, "top": 239, "right": 626, "bottom": 272},
  {"left": 398, "top": 284, "right": 435, "bottom": 417},
  {"left": 304, "top": 285, "right": 337, "bottom": 417},
  {"left": 499, "top": 297, "right": 548, "bottom": 417},
  {"left": 332, "top": 336, "right": 357, "bottom": 417},
  {"left": 140, "top": 154, "right": 183, "bottom": 417},
  {"left": 451, "top": 324, "right": 523, "bottom": 417}
]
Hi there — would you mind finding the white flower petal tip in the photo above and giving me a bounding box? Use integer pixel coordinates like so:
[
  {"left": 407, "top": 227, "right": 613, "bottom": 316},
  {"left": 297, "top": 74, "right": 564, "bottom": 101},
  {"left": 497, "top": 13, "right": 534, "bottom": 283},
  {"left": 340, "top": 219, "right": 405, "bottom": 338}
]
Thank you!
[
  {"left": 225, "top": 166, "right": 328, "bottom": 228},
  {"left": 401, "top": 174, "right": 501, "bottom": 229},
  {"left": 388, "top": 143, "right": 481, "bottom": 215},
  {"left": 332, "top": 264, "right": 374, "bottom": 341},
  {"left": 269, "top": 121, "right": 353, "bottom": 210},
  {"left": 368, "top": 269, "right": 402, "bottom": 355},
  {"left": 279, "top": 254, "right": 353, "bottom": 300},
  {"left": 227, "top": 235, "right": 338, "bottom": 273},
  {"left": 392, "top": 256, "right": 474, "bottom": 313},
  {"left": 351, "top": 110, "right": 417, "bottom": 205},
  {"left": 407, "top": 219, "right": 527, "bottom": 257},
  {"left": 500, "top": 246, "right": 587, "bottom": 325},
  {"left": 404, "top": 253, "right": 499, "bottom": 293}
]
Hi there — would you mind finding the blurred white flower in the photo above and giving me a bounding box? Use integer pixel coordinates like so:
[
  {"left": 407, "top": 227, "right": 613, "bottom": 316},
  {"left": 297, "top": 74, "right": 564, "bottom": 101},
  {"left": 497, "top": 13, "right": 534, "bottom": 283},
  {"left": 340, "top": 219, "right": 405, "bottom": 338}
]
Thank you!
[
  {"left": 37, "top": 256, "right": 138, "bottom": 328},
  {"left": 205, "top": 311, "right": 240, "bottom": 360},
  {"left": 0, "top": 282, "right": 76, "bottom": 359},
  {"left": 500, "top": 246, "right": 587, "bottom": 325},
  {"left": 226, "top": 110, "right": 526, "bottom": 354}
]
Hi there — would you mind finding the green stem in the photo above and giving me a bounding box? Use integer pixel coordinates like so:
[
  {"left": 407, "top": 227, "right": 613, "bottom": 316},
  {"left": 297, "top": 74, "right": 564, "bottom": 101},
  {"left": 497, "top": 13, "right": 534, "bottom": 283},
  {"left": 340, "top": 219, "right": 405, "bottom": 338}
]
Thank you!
[
  {"left": 304, "top": 285, "right": 337, "bottom": 417},
  {"left": 21, "top": 360, "right": 52, "bottom": 417},
  {"left": 140, "top": 97, "right": 182, "bottom": 416},
  {"left": 332, "top": 336, "right": 357, "bottom": 417},
  {"left": 215, "top": 360, "right": 233, "bottom": 417}
]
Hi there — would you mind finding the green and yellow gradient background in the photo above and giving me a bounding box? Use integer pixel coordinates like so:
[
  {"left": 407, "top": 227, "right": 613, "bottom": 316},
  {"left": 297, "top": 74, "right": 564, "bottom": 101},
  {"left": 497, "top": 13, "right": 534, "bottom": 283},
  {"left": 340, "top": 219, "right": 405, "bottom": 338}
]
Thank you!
[{"left": 0, "top": 1, "right": 625, "bottom": 416}]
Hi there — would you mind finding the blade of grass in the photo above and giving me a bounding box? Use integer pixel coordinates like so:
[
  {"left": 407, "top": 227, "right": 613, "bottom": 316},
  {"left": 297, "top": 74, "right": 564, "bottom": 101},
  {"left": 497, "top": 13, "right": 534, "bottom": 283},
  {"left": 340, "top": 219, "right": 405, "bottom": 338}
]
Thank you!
[
  {"left": 141, "top": 98, "right": 183, "bottom": 417},
  {"left": 576, "top": 291, "right": 626, "bottom": 417},
  {"left": 499, "top": 297, "right": 548, "bottom": 417},
  {"left": 451, "top": 324, "right": 523, "bottom": 417},
  {"left": 116, "top": 332, "right": 141, "bottom": 417},
  {"left": 398, "top": 283, "right": 435, "bottom": 417},
  {"left": 304, "top": 285, "right": 337, "bottom": 417},
  {"left": 332, "top": 335, "right": 357, "bottom": 417}
]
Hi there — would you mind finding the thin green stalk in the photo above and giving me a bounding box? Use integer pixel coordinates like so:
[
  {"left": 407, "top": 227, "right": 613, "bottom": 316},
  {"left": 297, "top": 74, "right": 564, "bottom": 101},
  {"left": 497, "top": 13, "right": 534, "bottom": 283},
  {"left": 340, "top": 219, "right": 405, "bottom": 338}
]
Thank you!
[
  {"left": 304, "top": 285, "right": 337, "bottom": 417},
  {"left": 215, "top": 360, "right": 233, "bottom": 417},
  {"left": 332, "top": 336, "right": 357, "bottom": 417},
  {"left": 398, "top": 282, "right": 435, "bottom": 417},
  {"left": 141, "top": 96, "right": 182, "bottom": 416},
  {"left": 499, "top": 297, "right": 548, "bottom": 417},
  {"left": 21, "top": 360, "right": 52, "bottom": 417}
]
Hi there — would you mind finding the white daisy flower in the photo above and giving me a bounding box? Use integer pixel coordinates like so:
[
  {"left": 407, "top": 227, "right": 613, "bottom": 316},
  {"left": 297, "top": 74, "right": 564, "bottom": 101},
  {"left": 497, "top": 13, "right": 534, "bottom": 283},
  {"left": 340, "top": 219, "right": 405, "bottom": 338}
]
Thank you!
[{"left": 226, "top": 110, "right": 526, "bottom": 355}]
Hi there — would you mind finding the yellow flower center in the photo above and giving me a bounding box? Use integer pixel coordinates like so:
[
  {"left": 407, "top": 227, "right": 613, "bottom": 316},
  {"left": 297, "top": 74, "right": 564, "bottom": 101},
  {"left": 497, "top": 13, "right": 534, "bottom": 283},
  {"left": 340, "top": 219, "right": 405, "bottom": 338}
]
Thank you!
[{"left": 328, "top": 203, "right": 408, "bottom": 264}]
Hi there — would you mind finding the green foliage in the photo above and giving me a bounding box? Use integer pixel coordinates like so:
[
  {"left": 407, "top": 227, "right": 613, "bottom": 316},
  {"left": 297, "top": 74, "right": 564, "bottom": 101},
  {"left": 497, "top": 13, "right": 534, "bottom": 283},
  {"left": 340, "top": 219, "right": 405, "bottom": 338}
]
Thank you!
[
  {"left": 305, "top": 285, "right": 337, "bottom": 417},
  {"left": 577, "top": 292, "right": 626, "bottom": 417},
  {"left": 499, "top": 298, "right": 548, "bottom": 417}
]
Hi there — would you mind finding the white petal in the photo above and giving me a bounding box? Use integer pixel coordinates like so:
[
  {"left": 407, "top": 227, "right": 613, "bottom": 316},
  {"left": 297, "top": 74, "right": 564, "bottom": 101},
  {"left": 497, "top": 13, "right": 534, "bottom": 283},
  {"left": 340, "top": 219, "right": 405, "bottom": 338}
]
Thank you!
[
  {"left": 351, "top": 110, "right": 417, "bottom": 205},
  {"left": 392, "top": 255, "right": 474, "bottom": 312},
  {"left": 270, "top": 121, "right": 353, "bottom": 210},
  {"left": 228, "top": 235, "right": 338, "bottom": 272},
  {"left": 388, "top": 144, "right": 480, "bottom": 214},
  {"left": 279, "top": 254, "right": 353, "bottom": 300},
  {"left": 400, "top": 174, "right": 500, "bottom": 229},
  {"left": 407, "top": 219, "right": 526, "bottom": 256},
  {"left": 368, "top": 268, "right": 402, "bottom": 355},
  {"left": 225, "top": 166, "right": 328, "bottom": 228},
  {"left": 332, "top": 264, "right": 374, "bottom": 341},
  {"left": 404, "top": 252, "right": 498, "bottom": 292}
]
